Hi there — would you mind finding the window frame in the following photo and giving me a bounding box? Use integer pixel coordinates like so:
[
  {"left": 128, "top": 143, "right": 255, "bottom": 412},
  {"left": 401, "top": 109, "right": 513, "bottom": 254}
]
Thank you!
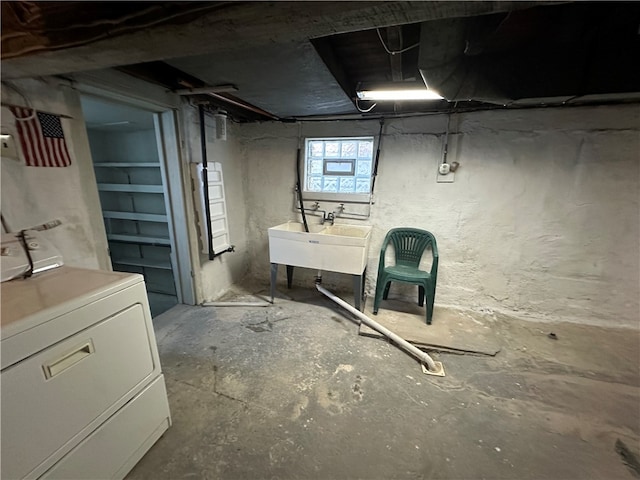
[{"left": 302, "top": 136, "right": 375, "bottom": 203}]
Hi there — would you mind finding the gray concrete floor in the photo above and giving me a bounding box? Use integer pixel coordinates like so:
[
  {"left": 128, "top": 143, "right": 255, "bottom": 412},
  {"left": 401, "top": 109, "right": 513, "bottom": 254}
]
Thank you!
[{"left": 127, "top": 285, "right": 640, "bottom": 480}]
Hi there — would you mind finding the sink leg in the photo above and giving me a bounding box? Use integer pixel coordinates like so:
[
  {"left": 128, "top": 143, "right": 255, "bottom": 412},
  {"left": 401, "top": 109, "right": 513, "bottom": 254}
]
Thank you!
[
  {"left": 270, "top": 263, "right": 278, "bottom": 303},
  {"left": 353, "top": 271, "right": 365, "bottom": 312},
  {"left": 286, "top": 265, "right": 294, "bottom": 289}
]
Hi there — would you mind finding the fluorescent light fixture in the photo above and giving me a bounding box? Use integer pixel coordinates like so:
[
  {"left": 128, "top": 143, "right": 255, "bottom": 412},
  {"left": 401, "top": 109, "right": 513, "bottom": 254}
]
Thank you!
[
  {"left": 356, "top": 83, "right": 443, "bottom": 101},
  {"left": 356, "top": 88, "right": 443, "bottom": 101}
]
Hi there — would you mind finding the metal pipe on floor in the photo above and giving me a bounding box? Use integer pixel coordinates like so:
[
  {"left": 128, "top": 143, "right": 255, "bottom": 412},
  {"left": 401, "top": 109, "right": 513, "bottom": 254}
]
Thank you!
[{"left": 315, "top": 283, "right": 444, "bottom": 375}]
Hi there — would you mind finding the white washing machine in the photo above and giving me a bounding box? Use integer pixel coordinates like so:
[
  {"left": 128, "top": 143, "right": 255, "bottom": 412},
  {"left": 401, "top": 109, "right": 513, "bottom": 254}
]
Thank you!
[{"left": 1, "top": 266, "right": 171, "bottom": 479}]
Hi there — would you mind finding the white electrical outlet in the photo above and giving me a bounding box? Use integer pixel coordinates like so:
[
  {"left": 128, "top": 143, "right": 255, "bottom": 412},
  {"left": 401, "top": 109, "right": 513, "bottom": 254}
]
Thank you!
[{"left": 1, "top": 133, "right": 19, "bottom": 160}]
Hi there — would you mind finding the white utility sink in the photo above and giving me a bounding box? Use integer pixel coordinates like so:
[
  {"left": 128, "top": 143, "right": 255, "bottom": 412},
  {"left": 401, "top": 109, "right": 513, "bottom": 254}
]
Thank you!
[{"left": 268, "top": 221, "right": 372, "bottom": 275}]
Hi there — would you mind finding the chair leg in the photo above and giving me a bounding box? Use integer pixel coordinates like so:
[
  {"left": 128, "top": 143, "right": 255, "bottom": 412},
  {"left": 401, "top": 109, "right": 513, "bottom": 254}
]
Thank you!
[
  {"left": 418, "top": 286, "right": 425, "bottom": 307},
  {"left": 382, "top": 281, "right": 391, "bottom": 300},
  {"left": 426, "top": 287, "right": 435, "bottom": 325}
]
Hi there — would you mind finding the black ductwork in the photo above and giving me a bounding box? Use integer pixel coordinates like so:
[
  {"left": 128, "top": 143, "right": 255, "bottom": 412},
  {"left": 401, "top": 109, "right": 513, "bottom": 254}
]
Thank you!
[{"left": 418, "top": 3, "right": 640, "bottom": 105}]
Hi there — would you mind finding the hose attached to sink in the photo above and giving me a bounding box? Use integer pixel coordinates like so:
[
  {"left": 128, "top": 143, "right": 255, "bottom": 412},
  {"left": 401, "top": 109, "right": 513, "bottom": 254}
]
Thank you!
[{"left": 295, "top": 122, "right": 309, "bottom": 232}]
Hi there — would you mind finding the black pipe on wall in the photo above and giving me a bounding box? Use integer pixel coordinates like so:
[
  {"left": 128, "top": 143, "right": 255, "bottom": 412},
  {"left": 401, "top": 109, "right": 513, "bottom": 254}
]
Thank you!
[{"left": 199, "top": 104, "right": 215, "bottom": 261}]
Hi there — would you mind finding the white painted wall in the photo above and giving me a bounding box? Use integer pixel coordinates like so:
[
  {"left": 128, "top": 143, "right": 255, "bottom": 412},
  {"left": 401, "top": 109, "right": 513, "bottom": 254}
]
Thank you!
[
  {"left": 238, "top": 105, "right": 640, "bottom": 328},
  {"left": 181, "top": 106, "right": 250, "bottom": 302},
  {"left": 1, "top": 78, "right": 110, "bottom": 270}
]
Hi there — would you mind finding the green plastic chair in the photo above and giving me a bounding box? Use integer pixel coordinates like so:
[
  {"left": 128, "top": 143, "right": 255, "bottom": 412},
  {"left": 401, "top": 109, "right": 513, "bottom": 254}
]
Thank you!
[{"left": 373, "top": 228, "right": 439, "bottom": 324}]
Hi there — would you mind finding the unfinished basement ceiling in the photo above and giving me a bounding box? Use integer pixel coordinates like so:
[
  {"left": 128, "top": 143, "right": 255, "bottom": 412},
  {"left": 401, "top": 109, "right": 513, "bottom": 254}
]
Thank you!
[{"left": 2, "top": 2, "right": 639, "bottom": 121}]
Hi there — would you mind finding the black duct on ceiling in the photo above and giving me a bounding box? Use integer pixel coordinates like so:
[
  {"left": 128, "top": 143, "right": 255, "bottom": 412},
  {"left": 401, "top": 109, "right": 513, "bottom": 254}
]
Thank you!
[{"left": 418, "top": 3, "right": 640, "bottom": 105}]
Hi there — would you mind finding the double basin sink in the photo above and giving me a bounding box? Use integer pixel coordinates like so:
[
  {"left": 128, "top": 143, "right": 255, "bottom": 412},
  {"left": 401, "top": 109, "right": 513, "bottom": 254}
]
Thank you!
[{"left": 268, "top": 221, "right": 372, "bottom": 275}]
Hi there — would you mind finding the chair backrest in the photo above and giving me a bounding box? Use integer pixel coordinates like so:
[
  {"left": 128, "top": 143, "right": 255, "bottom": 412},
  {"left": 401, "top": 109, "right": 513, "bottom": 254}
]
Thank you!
[{"left": 385, "top": 228, "right": 437, "bottom": 268}]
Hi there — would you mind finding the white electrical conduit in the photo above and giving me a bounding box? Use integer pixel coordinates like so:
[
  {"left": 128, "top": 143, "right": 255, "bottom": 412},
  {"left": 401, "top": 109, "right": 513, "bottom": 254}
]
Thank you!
[{"left": 315, "top": 283, "right": 444, "bottom": 376}]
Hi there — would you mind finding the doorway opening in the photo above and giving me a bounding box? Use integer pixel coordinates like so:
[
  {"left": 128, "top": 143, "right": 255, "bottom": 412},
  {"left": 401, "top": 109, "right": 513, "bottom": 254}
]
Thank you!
[{"left": 81, "top": 95, "right": 191, "bottom": 316}]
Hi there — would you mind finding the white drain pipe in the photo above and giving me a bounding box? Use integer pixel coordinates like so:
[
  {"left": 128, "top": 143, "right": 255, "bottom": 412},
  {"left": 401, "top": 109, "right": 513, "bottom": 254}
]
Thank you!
[{"left": 315, "top": 283, "right": 443, "bottom": 375}]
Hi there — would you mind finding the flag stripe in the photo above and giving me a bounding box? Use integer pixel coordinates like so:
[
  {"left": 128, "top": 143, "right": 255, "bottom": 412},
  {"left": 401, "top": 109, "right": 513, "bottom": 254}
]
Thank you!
[
  {"left": 9, "top": 106, "right": 72, "bottom": 167},
  {"left": 30, "top": 111, "right": 47, "bottom": 166},
  {"left": 51, "top": 138, "right": 60, "bottom": 167},
  {"left": 48, "top": 137, "right": 57, "bottom": 167},
  {"left": 33, "top": 112, "right": 47, "bottom": 166},
  {"left": 49, "top": 138, "right": 59, "bottom": 167},
  {"left": 38, "top": 115, "right": 52, "bottom": 167},
  {"left": 52, "top": 138, "right": 63, "bottom": 167},
  {"left": 46, "top": 137, "right": 56, "bottom": 167},
  {"left": 20, "top": 107, "right": 42, "bottom": 166},
  {"left": 57, "top": 134, "right": 72, "bottom": 166},
  {"left": 16, "top": 108, "right": 38, "bottom": 166}
]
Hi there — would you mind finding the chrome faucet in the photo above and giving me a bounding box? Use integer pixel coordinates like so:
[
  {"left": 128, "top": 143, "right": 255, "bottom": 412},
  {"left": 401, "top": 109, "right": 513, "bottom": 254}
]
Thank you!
[
  {"left": 321, "top": 212, "right": 335, "bottom": 225},
  {"left": 326, "top": 212, "right": 335, "bottom": 225}
]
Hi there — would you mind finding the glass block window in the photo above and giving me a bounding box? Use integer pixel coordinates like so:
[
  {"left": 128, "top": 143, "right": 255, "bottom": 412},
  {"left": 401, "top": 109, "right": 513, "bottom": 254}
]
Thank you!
[{"left": 304, "top": 137, "right": 375, "bottom": 196}]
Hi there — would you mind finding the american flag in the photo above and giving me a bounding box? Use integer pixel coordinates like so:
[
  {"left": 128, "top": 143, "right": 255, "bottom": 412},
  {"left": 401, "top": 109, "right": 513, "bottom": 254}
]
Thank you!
[{"left": 10, "top": 106, "right": 72, "bottom": 167}]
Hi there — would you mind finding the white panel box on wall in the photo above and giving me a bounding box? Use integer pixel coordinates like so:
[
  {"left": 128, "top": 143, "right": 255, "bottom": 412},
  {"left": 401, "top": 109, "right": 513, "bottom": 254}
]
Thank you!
[
  {"left": 1, "top": 132, "right": 20, "bottom": 161},
  {"left": 192, "top": 162, "right": 230, "bottom": 255}
]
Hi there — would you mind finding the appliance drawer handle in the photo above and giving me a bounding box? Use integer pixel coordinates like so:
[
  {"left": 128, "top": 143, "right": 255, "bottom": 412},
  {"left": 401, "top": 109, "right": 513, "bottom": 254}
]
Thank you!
[{"left": 43, "top": 341, "right": 95, "bottom": 379}]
